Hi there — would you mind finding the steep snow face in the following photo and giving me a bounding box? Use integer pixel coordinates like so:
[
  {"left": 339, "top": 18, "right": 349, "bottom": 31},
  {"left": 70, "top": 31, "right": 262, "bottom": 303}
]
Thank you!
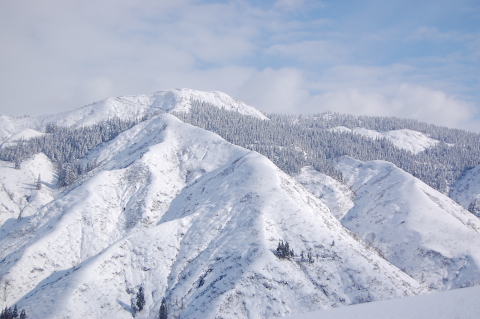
[
  {"left": 329, "top": 127, "right": 439, "bottom": 154},
  {"left": 295, "top": 166, "right": 354, "bottom": 220},
  {"left": 335, "top": 157, "right": 480, "bottom": 290},
  {"left": 0, "top": 89, "right": 267, "bottom": 143},
  {"left": 450, "top": 164, "right": 480, "bottom": 218},
  {"left": 0, "top": 115, "right": 425, "bottom": 319}
]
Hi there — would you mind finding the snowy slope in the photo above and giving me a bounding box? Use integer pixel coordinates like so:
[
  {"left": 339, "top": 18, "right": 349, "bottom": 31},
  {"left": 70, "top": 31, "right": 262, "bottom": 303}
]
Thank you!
[
  {"left": 0, "top": 89, "right": 267, "bottom": 143},
  {"left": 0, "top": 128, "right": 46, "bottom": 149},
  {"left": 329, "top": 126, "right": 439, "bottom": 154},
  {"left": 284, "top": 285, "right": 480, "bottom": 319},
  {"left": 0, "top": 153, "right": 55, "bottom": 229},
  {"left": 295, "top": 166, "right": 354, "bottom": 220},
  {"left": 0, "top": 115, "right": 426, "bottom": 319},
  {"left": 450, "top": 164, "right": 480, "bottom": 218},
  {"left": 333, "top": 157, "right": 480, "bottom": 290}
]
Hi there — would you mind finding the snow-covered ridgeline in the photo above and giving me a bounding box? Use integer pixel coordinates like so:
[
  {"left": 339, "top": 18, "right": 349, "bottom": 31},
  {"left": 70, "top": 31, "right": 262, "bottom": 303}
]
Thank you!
[
  {"left": 328, "top": 126, "right": 439, "bottom": 154},
  {"left": 0, "top": 89, "right": 267, "bottom": 144},
  {"left": 296, "top": 158, "right": 480, "bottom": 291},
  {"left": 0, "top": 115, "right": 426, "bottom": 318}
]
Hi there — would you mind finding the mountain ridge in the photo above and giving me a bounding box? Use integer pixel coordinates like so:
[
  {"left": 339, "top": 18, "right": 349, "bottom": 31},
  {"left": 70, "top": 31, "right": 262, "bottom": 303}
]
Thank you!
[{"left": 1, "top": 114, "right": 426, "bottom": 318}]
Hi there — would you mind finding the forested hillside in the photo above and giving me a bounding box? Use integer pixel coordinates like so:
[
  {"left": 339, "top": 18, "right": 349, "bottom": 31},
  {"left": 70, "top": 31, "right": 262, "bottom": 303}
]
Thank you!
[
  {"left": 1, "top": 98, "right": 479, "bottom": 195},
  {"left": 174, "top": 101, "right": 480, "bottom": 194}
]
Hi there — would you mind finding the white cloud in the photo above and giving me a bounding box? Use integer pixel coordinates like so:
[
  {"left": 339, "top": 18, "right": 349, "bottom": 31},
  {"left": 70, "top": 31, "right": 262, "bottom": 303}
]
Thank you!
[
  {"left": 234, "top": 64, "right": 480, "bottom": 131},
  {"left": 304, "top": 84, "right": 479, "bottom": 131},
  {"left": 0, "top": 0, "right": 478, "bottom": 133},
  {"left": 236, "top": 68, "right": 309, "bottom": 113},
  {"left": 0, "top": 0, "right": 263, "bottom": 115}
]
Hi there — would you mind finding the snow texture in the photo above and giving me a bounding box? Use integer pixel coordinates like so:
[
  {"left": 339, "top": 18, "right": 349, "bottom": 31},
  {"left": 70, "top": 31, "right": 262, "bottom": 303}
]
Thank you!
[
  {"left": 0, "top": 115, "right": 425, "bottom": 319},
  {"left": 334, "top": 157, "right": 480, "bottom": 290},
  {"left": 0, "top": 153, "right": 55, "bottom": 228},
  {"left": 295, "top": 166, "right": 354, "bottom": 220},
  {"left": 329, "top": 126, "right": 439, "bottom": 154},
  {"left": 284, "top": 285, "right": 480, "bottom": 319}
]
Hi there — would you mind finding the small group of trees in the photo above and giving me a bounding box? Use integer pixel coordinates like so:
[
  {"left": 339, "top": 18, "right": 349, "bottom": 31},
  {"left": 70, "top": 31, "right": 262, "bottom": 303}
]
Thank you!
[
  {"left": 0, "top": 305, "right": 26, "bottom": 319},
  {"left": 276, "top": 241, "right": 294, "bottom": 259},
  {"left": 130, "top": 286, "right": 168, "bottom": 319},
  {"left": 300, "top": 251, "right": 315, "bottom": 263},
  {"left": 275, "top": 240, "right": 317, "bottom": 263}
]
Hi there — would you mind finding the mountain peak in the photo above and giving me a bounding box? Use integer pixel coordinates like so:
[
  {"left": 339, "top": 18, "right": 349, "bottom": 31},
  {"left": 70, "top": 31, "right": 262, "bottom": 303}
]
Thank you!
[
  {"left": 0, "top": 89, "right": 267, "bottom": 144},
  {"left": 148, "top": 88, "right": 268, "bottom": 119}
]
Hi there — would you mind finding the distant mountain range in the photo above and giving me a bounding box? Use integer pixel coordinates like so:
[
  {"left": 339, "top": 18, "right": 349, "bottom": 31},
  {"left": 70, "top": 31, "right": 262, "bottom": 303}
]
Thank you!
[{"left": 0, "top": 89, "right": 479, "bottom": 318}]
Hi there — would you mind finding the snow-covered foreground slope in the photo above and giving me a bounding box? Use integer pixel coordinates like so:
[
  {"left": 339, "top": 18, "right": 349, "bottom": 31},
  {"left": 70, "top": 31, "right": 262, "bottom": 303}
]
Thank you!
[
  {"left": 451, "top": 164, "right": 480, "bottom": 218},
  {"left": 0, "top": 115, "right": 426, "bottom": 319},
  {"left": 331, "top": 157, "right": 480, "bottom": 290},
  {"left": 0, "top": 88, "right": 267, "bottom": 144},
  {"left": 284, "top": 285, "right": 480, "bottom": 319},
  {"left": 329, "top": 126, "right": 439, "bottom": 154}
]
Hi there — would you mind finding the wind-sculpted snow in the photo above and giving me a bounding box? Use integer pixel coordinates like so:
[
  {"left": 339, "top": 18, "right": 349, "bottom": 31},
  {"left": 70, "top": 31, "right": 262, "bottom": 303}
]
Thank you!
[
  {"left": 0, "top": 88, "right": 266, "bottom": 143},
  {"left": 334, "top": 157, "right": 480, "bottom": 290},
  {"left": 451, "top": 164, "right": 480, "bottom": 218},
  {"left": 0, "top": 115, "right": 425, "bottom": 318}
]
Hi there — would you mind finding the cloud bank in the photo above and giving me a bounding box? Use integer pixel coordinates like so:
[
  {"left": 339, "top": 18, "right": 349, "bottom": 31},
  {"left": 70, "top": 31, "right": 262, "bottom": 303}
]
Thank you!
[{"left": 0, "top": 0, "right": 479, "bottom": 131}]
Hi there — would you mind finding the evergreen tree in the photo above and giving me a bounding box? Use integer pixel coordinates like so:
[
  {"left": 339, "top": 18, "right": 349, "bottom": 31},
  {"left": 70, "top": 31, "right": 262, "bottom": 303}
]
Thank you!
[
  {"left": 130, "top": 298, "right": 137, "bottom": 317},
  {"left": 35, "top": 175, "right": 42, "bottom": 190},
  {"left": 19, "top": 309, "right": 26, "bottom": 319},
  {"left": 136, "top": 286, "right": 146, "bottom": 313},
  {"left": 159, "top": 297, "right": 168, "bottom": 319}
]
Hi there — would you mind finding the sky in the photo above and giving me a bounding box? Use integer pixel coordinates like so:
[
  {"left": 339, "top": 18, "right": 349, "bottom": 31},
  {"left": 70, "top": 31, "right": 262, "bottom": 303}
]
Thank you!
[{"left": 0, "top": 0, "right": 479, "bottom": 131}]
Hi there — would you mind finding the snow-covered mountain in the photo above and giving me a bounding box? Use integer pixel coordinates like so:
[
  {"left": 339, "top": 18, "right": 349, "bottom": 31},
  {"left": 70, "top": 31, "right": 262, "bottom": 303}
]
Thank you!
[
  {"left": 0, "top": 114, "right": 426, "bottom": 318},
  {"left": 1, "top": 88, "right": 479, "bottom": 318},
  {"left": 0, "top": 88, "right": 267, "bottom": 144}
]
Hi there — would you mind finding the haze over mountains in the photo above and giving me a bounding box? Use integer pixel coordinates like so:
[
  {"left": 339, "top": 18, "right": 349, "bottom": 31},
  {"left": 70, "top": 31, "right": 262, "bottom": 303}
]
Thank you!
[{"left": 0, "top": 89, "right": 479, "bottom": 318}]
